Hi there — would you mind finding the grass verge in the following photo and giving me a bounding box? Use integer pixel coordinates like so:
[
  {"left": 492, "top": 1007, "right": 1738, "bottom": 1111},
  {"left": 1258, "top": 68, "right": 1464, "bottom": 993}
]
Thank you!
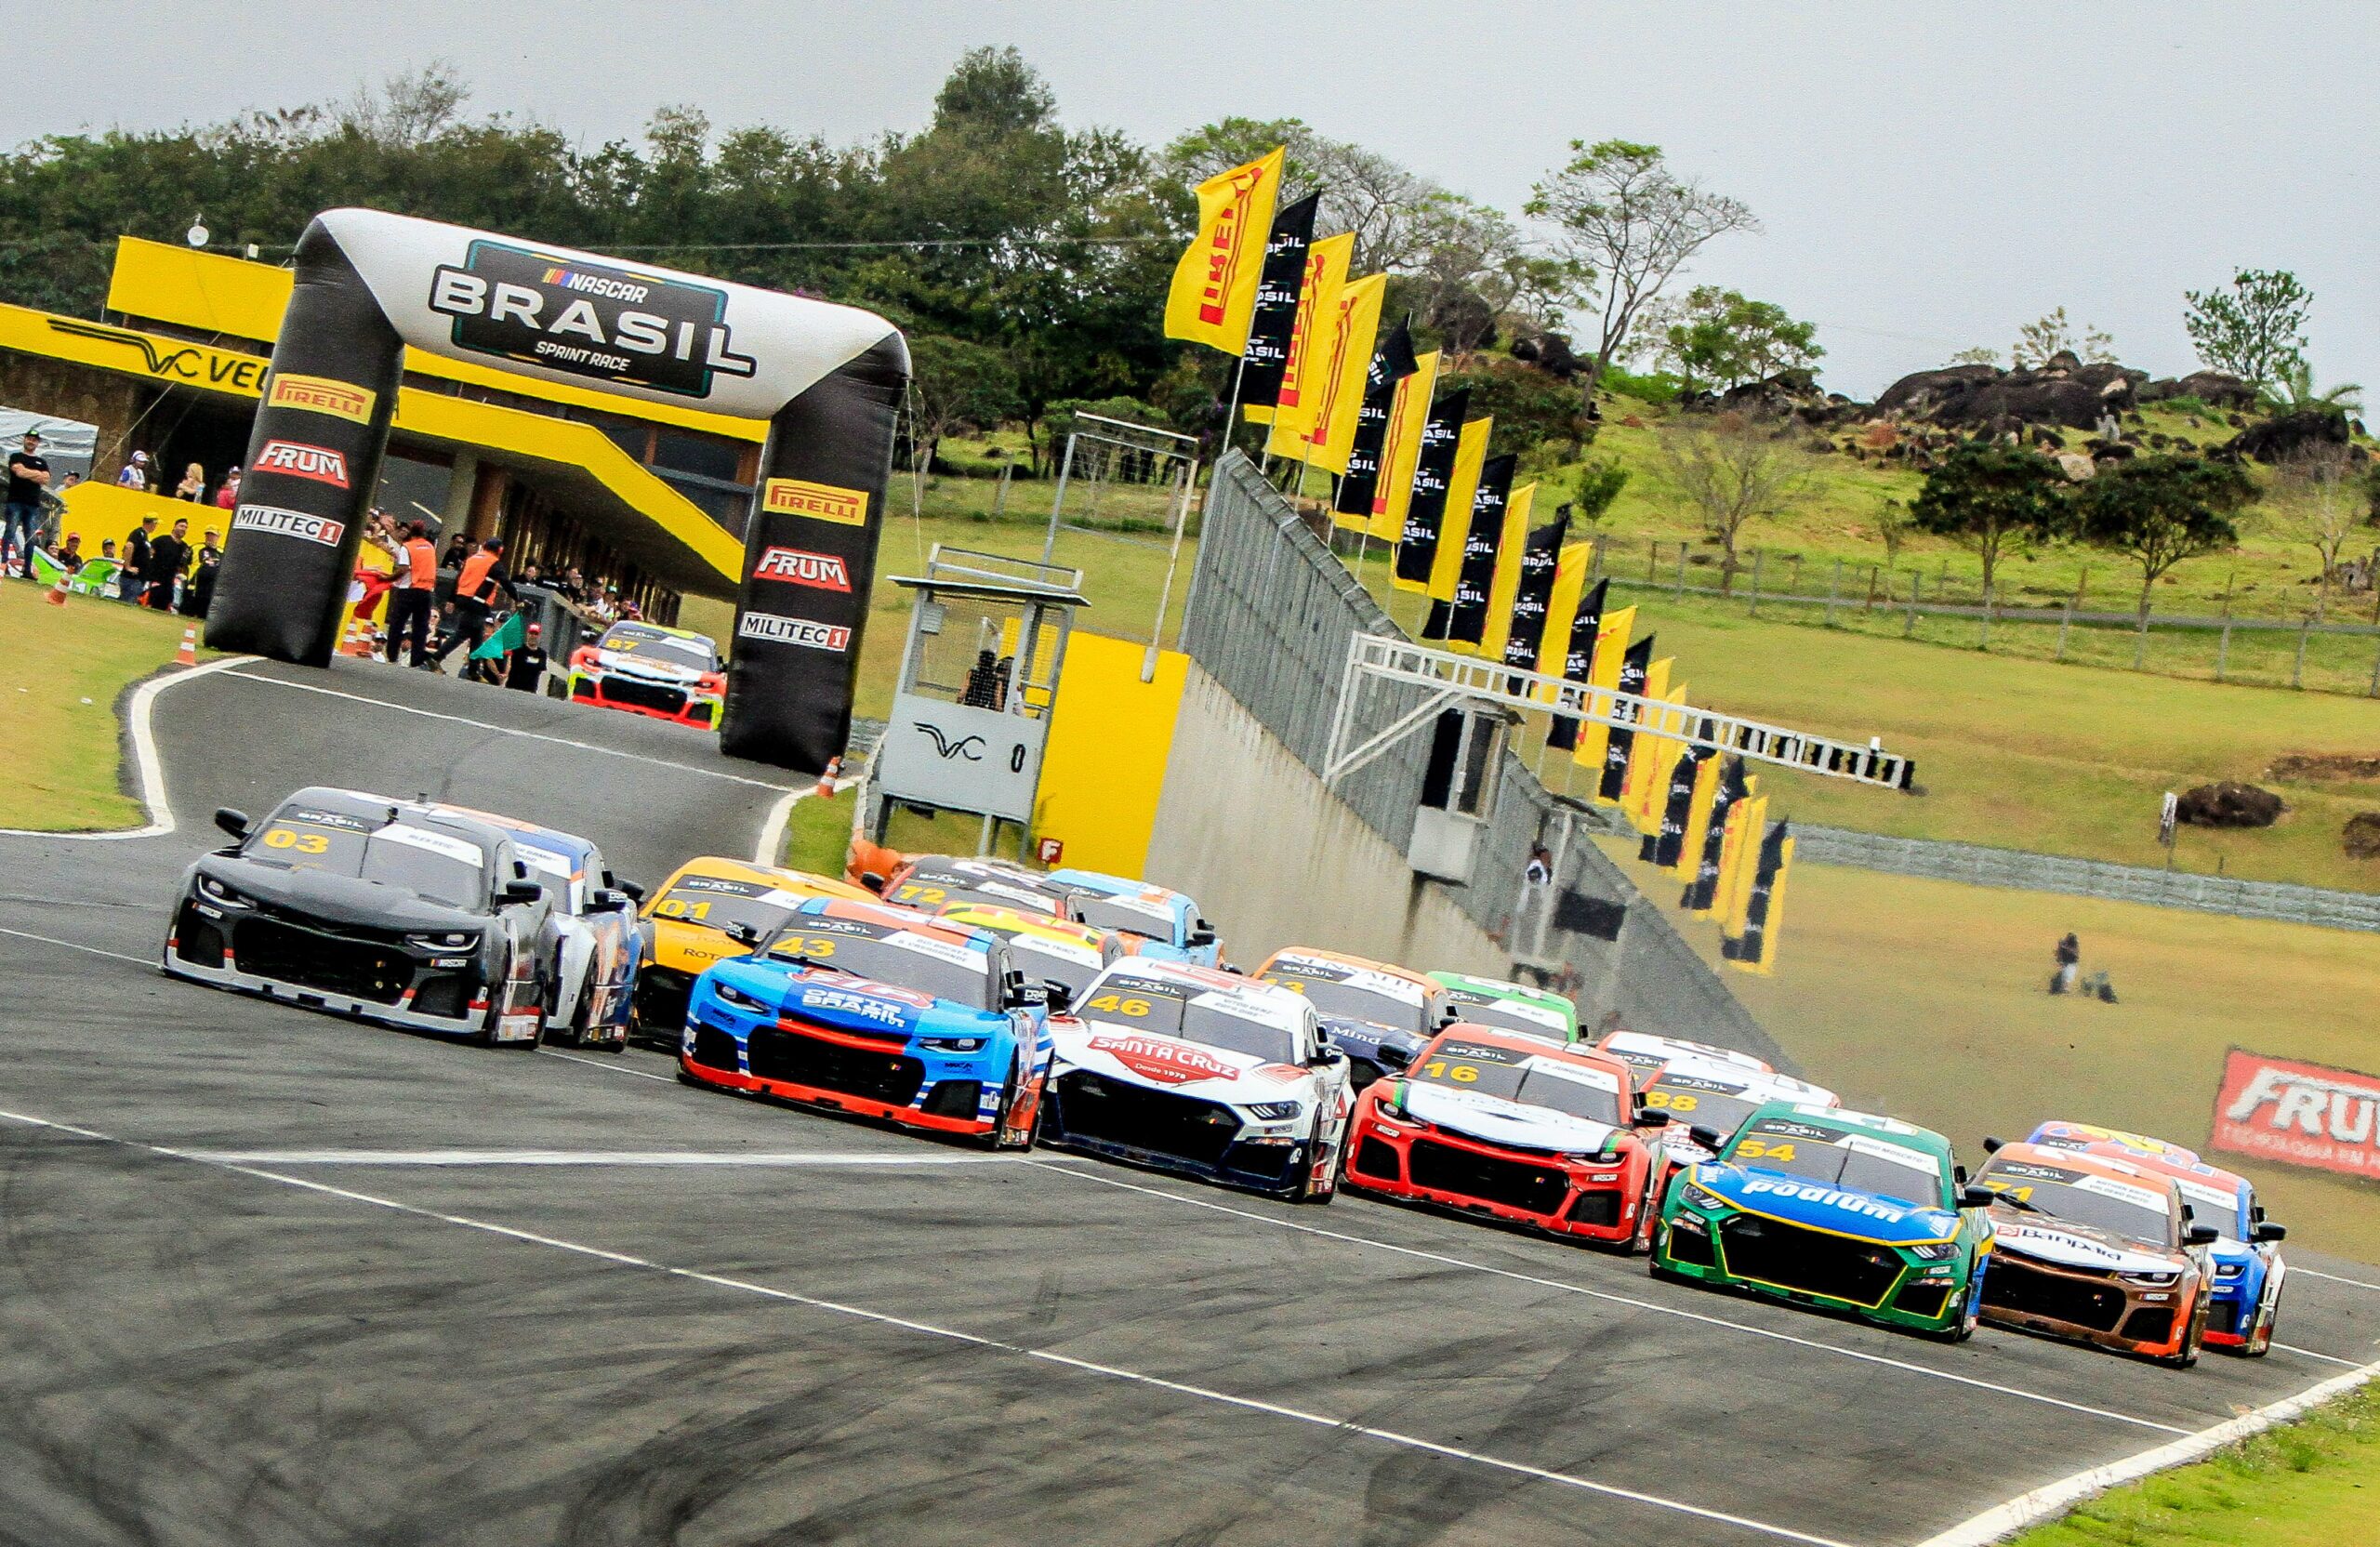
[
  {"left": 0, "top": 582, "right": 213, "bottom": 831},
  {"left": 2010, "top": 1382, "right": 2380, "bottom": 1547}
]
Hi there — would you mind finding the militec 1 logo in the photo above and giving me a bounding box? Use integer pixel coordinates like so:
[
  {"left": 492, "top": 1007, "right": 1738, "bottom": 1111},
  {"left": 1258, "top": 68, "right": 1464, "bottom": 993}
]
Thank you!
[
  {"left": 752, "top": 546, "right": 852, "bottom": 592},
  {"left": 253, "top": 440, "right": 350, "bottom": 488},
  {"left": 231, "top": 503, "right": 346, "bottom": 547},
  {"left": 737, "top": 613, "right": 852, "bottom": 652}
]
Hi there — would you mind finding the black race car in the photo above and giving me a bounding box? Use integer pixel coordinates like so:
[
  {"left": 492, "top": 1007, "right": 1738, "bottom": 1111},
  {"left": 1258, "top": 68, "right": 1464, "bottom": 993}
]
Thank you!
[{"left": 163, "top": 787, "right": 558, "bottom": 1046}]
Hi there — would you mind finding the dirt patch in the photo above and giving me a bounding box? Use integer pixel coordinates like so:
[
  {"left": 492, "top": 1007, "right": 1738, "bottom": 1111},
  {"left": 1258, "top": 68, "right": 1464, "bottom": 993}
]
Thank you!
[
  {"left": 2345, "top": 813, "right": 2380, "bottom": 860},
  {"left": 2268, "top": 753, "right": 2380, "bottom": 783}
]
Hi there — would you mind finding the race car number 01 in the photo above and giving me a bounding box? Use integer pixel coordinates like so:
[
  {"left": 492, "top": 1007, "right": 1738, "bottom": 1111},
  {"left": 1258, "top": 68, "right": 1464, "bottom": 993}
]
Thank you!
[
  {"left": 260, "top": 826, "right": 330, "bottom": 854},
  {"left": 654, "top": 897, "right": 712, "bottom": 919}
]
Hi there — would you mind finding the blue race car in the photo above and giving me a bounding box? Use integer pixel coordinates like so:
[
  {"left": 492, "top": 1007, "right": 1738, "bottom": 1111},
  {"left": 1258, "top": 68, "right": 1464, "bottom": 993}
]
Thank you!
[
  {"left": 2025, "top": 1121, "right": 2288, "bottom": 1355},
  {"left": 677, "top": 896, "right": 1058, "bottom": 1147},
  {"left": 1046, "top": 869, "right": 1221, "bottom": 967},
  {"left": 435, "top": 805, "right": 641, "bottom": 1050}
]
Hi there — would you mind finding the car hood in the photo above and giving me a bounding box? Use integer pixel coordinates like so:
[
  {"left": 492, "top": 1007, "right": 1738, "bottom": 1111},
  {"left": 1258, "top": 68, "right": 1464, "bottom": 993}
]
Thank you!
[
  {"left": 1319, "top": 1014, "right": 1427, "bottom": 1052},
  {"left": 1396, "top": 1080, "right": 1621, "bottom": 1157},
  {"left": 596, "top": 648, "right": 702, "bottom": 682},
  {"left": 713, "top": 959, "right": 1001, "bottom": 1039},
  {"left": 1695, "top": 1163, "right": 1962, "bottom": 1246},
  {"left": 1988, "top": 1209, "right": 2186, "bottom": 1276},
  {"left": 1055, "top": 1020, "right": 1307, "bottom": 1097},
  {"left": 201, "top": 856, "right": 486, "bottom": 932}
]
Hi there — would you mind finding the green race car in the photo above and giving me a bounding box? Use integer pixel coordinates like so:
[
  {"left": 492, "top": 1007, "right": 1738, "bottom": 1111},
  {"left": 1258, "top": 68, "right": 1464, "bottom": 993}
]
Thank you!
[
  {"left": 1650, "top": 1101, "right": 1997, "bottom": 1340},
  {"left": 1426, "top": 971, "right": 1580, "bottom": 1044}
]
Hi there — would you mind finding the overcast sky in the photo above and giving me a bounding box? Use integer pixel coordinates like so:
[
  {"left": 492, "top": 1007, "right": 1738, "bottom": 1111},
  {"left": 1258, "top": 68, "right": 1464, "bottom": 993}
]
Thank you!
[{"left": 17, "top": 2, "right": 2376, "bottom": 397}]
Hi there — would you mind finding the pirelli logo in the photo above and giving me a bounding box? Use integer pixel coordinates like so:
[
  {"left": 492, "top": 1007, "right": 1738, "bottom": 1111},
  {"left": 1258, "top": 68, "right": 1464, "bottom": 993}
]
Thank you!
[
  {"left": 265, "top": 373, "right": 377, "bottom": 425},
  {"left": 232, "top": 503, "right": 346, "bottom": 547},
  {"left": 761, "top": 477, "right": 867, "bottom": 527},
  {"left": 738, "top": 613, "right": 851, "bottom": 652}
]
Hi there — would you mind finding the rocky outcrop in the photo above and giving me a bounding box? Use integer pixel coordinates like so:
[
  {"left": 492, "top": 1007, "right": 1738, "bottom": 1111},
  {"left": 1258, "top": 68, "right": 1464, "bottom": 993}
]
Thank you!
[
  {"left": 1872, "top": 360, "right": 2138, "bottom": 430},
  {"left": 2138, "top": 371, "right": 2255, "bottom": 409},
  {"left": 1509, "top": 330, "right": 1581, "bottom": 380},
  {"left": 2175, "top": 782, "right": 2283, "bottom": 829},
  {"left": 2226, "top": 409, "right": 2352, "bottom": 464}
]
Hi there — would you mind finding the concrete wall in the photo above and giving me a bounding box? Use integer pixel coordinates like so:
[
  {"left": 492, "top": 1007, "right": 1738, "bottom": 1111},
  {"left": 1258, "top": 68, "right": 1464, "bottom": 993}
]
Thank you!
[
  {"left": 1143, "top": 664, "right": 1510, "bottom": 977},
  {"left": 0, "top": 352, "right": 143, "bottom": 483}
]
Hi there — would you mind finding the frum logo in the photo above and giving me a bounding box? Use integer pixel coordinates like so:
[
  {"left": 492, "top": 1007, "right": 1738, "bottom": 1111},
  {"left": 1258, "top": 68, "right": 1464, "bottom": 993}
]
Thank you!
[
  {"left": 753, "top": 547, "right": 852, "bottom": 592},
  {"left": 254, "top": 440, "right": 350, "bottom": 488}
]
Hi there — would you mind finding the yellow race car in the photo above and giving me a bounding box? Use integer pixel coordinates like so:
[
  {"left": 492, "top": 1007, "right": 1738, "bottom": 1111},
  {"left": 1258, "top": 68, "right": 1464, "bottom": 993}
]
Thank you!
[
  {"left": 936, "top": 902, "right": 1117, "bottom": 1010},
  {"left": 633, "top": 855, "right": 874, "bottom": 1045}
]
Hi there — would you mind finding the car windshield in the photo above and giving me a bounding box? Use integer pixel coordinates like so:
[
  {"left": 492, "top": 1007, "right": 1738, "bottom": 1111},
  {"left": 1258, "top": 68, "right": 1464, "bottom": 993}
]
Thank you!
[
  {"left": 769, "top": 921, "right": 998, "bottom": 1010},
  {"left": 1980, "top": 1158, "right": 2175, "bottom": 1247},
  {"left": 1643, "top": 1077, "right": 1765, "bottom": 1139},
  {"left": 890, "top": 869, "right": 1064, "bottom": 917},
  {"left": 650, "top": 878, "right": 810, "bottom": 939},
  {"left": 1080, "top": 975, "right": 1298, "bottom": 1064},
  {"left": 1441, "top": 988, "right": 1571, "bottom": 1041},
  {"left": 1258, "top": 959, "right": 1429, "bottom": 1034},
  {"left": 1072, "top": 894, "right": 1180, "bottom": 941},
  {"left": 1411, "top": 1038, "right": 1622, "bottom": 1126},
  {"left": 512, "top": 845, "right": 582, "bottom": 913},
  {"left": 1728, "top": 1117, "right": 1948, "bottom": 1209},
  {"left": 245, "top": 807, "right": 487, "bottom": 910},
  {"left": 2170, "top": 1178, "right": 2249, "bottom": 1241},
  {"left": 1000, "top": 933, "right": 1105, "bottom": 995},
  {"left": 603, "top": 626, "right": 714, "bottom": 671}
]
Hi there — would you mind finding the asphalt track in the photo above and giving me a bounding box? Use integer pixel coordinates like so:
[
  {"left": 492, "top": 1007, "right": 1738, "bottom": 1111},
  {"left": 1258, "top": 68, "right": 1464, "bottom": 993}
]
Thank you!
[{"left": 1, "top": 655, "right": 2373, "bottom": 1547}]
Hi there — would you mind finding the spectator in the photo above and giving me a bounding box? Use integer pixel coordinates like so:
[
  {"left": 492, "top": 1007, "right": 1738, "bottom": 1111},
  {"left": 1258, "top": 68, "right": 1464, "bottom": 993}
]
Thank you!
[
  {"left": 174, "top": 462, "right": 206, "bottom": 501},
  {"left": 1525, "top": 844, "right": 1554, "bottom": 886},
  {"left": 122, "top": 516, "right": 156, "bottom": 602},
  {"left": 2052, "top": 932, "right": 2081, "bottom": 996},
  {"left": 506, "top": 622, "right": 549, "bottom": 694},
  {"left": 214, "top": 466, "right": 242, "bottom": 509},
  {"left": 146, "top": 517, "right": 191, "bottom": 610},
  {"left": 6, "top": 430, "right": 49, "bottom": 577},
  {"left": 429, "top": 536, "right": 515, "bottom": 670},
  {"left": 116, "top": 451, "right": 150, "bottom": 490},
  {"left": 53, "top": 532, "right": 84, "bottom": 574},
  {"left": 442, "top": 534, "right": 471, "bottom": 571},
  {"left": 383, "top": 520, "right": 438, "bottom": 666},
  {"left": 558, "top": 565, "right": 586, "bottom": 602},
  {"left": 184, "top": 528, "right": 221, "bottom": 617}
]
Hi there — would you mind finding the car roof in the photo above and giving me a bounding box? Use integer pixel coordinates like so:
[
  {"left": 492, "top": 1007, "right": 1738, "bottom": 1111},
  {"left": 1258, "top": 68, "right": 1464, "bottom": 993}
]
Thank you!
[
  {"left": 665, "top": 854, "right": 870, "bottom": 898},
  {"left": 938, "top": 902, "right": 1106, "bottom": 949},
  {"left": 1742, "top": 1100, "right": 1951, "bottom": 1159},
  {"left": 1048, "top": 869, "right": 1190, "bottom": 906},
  {"left": 602, "top": 619, "right": 714, "bottom": 646},
  {"left": 2026, "top": 1119, "right": 2202, "bottom": 1167},
  {"left": 1990, "top": 1141, "right": 2186, "bottom": 1210},
  {"left": 1091, "top": 959, "right": 1313, "bottom": 1026},
  {"left": 428, "top": 803, "right": 596, "bottom": 864},
  {"left": 1427, "top": 971, "right": 1573, "bottom": 1011},
  {"left": 1426, "top": 1024, "right": 1633, "bottom": 1082},
  {"left": 280, "top": 787, "right": 507, "bottom": 854},
  {"left": 1259, "top": 946, "right": 1436, "bottom": 988},
  {"left": 1648, "top": 1054, "right": 1836, "bottom": 1105},
  {"left": 2076, "top": 1144, "right": 2251, "bottom": 1198},
  {"left": 795, "top": 896, "right": 998, "bottom": 951},
  {"left": 1598, "top": 1029, "right": 1772, "bottom": 1070}
]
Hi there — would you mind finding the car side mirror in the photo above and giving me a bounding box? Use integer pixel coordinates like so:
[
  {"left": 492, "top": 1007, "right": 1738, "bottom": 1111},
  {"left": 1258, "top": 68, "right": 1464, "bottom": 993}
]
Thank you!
[
  {"left": 1980, "top": 1136, "right": 2004, "bottom": 1154},
  {"left": 615, "top": 879, "right": 645, "bottom": 903},
  {"left": 214, "top": 807, "right": 251, "bottom": 840},
  {"left": 724, "top": 921, "right": 763, "bottom": 950},
  {"left": 859, "top": 871, "right": 887, "bottom": 895},
  {"left": 1040, "top": 980, "right": 1074, "bottom": 1015},
  {"left": 1632, "top": 1111, "right": 1672, "bottom": 1130},
  {"left": 587, "top": 889, "right": 629, "bottom": 915},
  {"left": 2253, "top": 1221, "right": 2287, "bottom": 1243},
  {"left": 1961, "top": 1183, "right": 1998, "bottom": 1210},
  {"left": 2186, "top": 1223, "right": 2221, "bottom": 1247},
  {"left": 1187, "top": 924, "right": 1217, "bottom": 948},
  {"left": 1953, "top": 1164, "right": 1969, "bottom": 1186},
  {"left": 1686, "top": 1125, "right": 1727, "bottom": 1153},
  {"left": 501, "top": 879, "right": 544, "bottom": 906}
]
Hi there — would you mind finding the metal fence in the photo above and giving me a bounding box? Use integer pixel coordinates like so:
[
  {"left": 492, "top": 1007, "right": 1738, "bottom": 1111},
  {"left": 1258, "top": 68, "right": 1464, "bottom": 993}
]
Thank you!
[{"left": 1183, "top": 453, "right": 1781, "bottom": 1061}]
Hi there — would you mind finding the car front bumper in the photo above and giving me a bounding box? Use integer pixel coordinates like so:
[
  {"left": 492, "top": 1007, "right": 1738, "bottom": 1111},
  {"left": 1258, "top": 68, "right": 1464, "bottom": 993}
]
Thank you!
[
  {"left": 680, "top": 999, "right": 1007, "bottom": 1136},
  {"left": 1652, "top": 1195, "right": 1970, "bottom": 1332},
  {"left": 1977, "top": 1248, "right": 2197, "bottom": 1357},
  {"left": 568, "top": 669, "right": 720, "bottom": 730},
  {"left": 1342, "top": 1113, "right": 1642, "bottom": 1244},
  {"left": 164, "top": 906, "right": 536, "bottom": 1043}
]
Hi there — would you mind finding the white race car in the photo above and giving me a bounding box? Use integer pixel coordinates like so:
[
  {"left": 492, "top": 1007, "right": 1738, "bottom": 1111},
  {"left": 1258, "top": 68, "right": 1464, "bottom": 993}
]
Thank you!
[
  {"left": 1040, "top": 959, "right": 1352, "bottom": 1201},
  {"left": 1593, "top": 1028, "right": 1776, "bottom": 1083}
]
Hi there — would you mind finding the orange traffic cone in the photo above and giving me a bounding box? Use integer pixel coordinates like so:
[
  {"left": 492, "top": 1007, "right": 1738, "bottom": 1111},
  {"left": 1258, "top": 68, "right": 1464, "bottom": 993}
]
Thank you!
[
  {"left": 44, "top": 571, "right": 69, "bottom": 606},
  {"left": 175, "top": 627, "right": 197, "bottom": 667},
  {"left": 813, "top": 755, "right": 842, "bottom": 800}
]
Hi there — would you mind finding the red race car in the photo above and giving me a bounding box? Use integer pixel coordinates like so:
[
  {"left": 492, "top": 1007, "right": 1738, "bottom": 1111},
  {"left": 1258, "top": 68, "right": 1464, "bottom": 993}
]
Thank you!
[{"left": 1342, "top": 1025, "right": 1661, "bottom": 1248}]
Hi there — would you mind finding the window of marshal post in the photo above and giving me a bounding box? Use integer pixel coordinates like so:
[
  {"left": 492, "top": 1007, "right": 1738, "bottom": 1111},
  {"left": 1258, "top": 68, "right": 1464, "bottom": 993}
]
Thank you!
[{"left": 1421, "top": 709, "right": 1501, "bottom": 818}]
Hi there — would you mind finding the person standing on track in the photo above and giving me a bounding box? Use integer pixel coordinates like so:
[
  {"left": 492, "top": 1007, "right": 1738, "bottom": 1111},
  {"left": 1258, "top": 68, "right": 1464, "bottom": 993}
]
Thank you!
[
  {"left": 427, "top": 536, "right": 515, "bottom": 671},
  {"left": 383, "top": 520, "right": 438, "bottom": 667},
  {"left": 505, "top": 621, "right": 549, "bottom": 694},
  {"left": 2052, "top": 932, "right": 2081, "bottom": 995},
  {"left": 5, "top": 430, "right": 49, "bottom": 578}
]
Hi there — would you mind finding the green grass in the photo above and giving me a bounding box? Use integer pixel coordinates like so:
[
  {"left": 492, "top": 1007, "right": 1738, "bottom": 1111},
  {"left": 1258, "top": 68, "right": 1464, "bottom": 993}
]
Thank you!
[
  {"left": 1613, "top": 845, "right": 2380, "bottom": 1256},
  {"left": 782, "top": 785, "right": 858, "bottom": 875},
  {"left": 2010, "top": 1382, "right": 2380, "bottom": 1546},
  {"left": 0, "top": 582, "right": 213, "bottom": 830}
]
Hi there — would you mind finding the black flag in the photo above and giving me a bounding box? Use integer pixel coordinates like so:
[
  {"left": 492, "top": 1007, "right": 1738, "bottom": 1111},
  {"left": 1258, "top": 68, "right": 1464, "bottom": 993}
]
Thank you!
[
  {"left": 1436, "top": 454, "right": 1516, "bottom": 644},
  {"left": 1501, "top": 509, "right": 1570, "bottom": 677},
  {"left": 1598, "top": 635, "right": 1654, "bottom": 801},
  {"left": 1238, "top": 192, "right": 1318, "bottom": 413},
  {"left": 1724, "top": 820, "right": 1792, "bottom": 964},
  {"left": 1333, "top": 315, "right": 1419, "bottom": 520},
  {"left": 1644, "top": 732, "right": 1713, "bottom": 866},
  {"left": 1394, "top": 389, "right": 1470, "bottom": 589},
  {"left": 1545, "top": 575, "right": 1607, "bottom": 751},
  {"left": 1685, "top": 757, "right": 1749, "bottom": 912}
]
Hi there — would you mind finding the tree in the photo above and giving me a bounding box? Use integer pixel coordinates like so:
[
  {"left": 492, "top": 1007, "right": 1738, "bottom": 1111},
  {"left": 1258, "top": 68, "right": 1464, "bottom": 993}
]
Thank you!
[
  {"left": 2258, "top": 358, "right": 2365, "bottom": 417},
  {"left": 1944, "top": 347, "right": 1999, "bottom": 368},
  {"left": 1437, "top": 356, "right": 1593, "bottom": 461},
  {"left": 1873, "top": 496, "right": 1913, "bottom": 566},
  {"left": 1526, "top": 140, "right": 1758, "bottom": 395},
  {"left": 1907, "top": 443, "right": 2068, "bottom": 601},
  {"left": 2268, "top": 443, "right": 2363, "bottom": 619},
  {"left": 2074, "top": 456, "right": 2254, "bottom": 619},
  {"left": 1657, "top": 414, "right": 1812, "bottom": 592},
  {"left": 905, "top": 334, "right": 1020, "bottom": 471},
  {"left": 2011, "top": 307, "right": 2116, "bottom": 368},
  {"left": 1401, "top": 192, "right": 1579, "bottom": 358},
  {"left": 930, "top": 45, "right": 1056, "bottom": 135},
  {"left": 2183, "top": 269, "right": 2312, "bottom": 390},
  {"left": 1568, "top": 458, "right": 1630, "bottom": 527},
  {"left": 1643, "top": 284, "right": 1822, "bottom": 395}
]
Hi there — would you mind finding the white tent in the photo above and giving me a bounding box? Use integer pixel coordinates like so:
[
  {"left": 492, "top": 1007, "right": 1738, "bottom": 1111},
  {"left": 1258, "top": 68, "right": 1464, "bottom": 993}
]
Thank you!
[{"left": 0, "top": 405, "right": 97, "bottom": 480}]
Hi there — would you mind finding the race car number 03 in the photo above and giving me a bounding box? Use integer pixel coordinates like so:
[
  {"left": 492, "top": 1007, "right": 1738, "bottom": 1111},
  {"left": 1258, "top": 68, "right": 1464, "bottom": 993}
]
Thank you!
[
  {"left": 260, "top": 826, "right": 331, "bottom": 854},
  {"left": 1085, "top": 994, "right": 1153, "bottom": 1017},
  {"left": 1733, "top": 1138, "right": 1799, "bottom": 1162},
  {"left": 1422, "top": 1060, "right": 1483, "bottom": 1083}
]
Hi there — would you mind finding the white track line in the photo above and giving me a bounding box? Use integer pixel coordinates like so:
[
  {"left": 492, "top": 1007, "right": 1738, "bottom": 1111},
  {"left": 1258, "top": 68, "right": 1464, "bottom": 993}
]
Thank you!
[
  {"left": 1915, "top": 1355, "right": 2380, "bottom": 1547},
  {"left": 1021, "top": 1158, "right": 2193, "bottom": 1436},
  {"left": 537, "top": 1048, "right": 677, "bottom": 1082},
  {"left": 0, "top": 926, "right": 151, "bottom": 966},
  {"left": 0, "top": 655, "right": 252, "bottom": 840},
  {"left": 181, "top": 1148, "right": 1007, "bottom": 1168},
  {"left": 2274, "top": 1342, "right": 2367, "bottom": 1368},
  {"left": 2296, "top": 1266, "right": 2380, "bottom": 1292},
  {"left": 214, "top": 667, "right": 800, "bottom": 794},
  {"left": 0, "top": 1104, "right": 1853, "bottom": 1547},
  {"left": 749, "top": 774, "right": 856, "bottom": 866}
]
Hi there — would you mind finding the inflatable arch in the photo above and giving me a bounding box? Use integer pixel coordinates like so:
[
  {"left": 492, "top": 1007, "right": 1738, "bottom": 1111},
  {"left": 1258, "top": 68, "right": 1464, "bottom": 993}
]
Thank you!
[{"left": 205, "top": 207, "right": 908, "bottom": 774}]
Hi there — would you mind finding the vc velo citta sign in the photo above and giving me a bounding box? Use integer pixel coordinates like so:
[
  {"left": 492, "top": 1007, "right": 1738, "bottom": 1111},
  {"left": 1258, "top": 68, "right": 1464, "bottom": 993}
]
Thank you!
[{"left": 877, "top": 693, "right": 1048, "bottom": 824}]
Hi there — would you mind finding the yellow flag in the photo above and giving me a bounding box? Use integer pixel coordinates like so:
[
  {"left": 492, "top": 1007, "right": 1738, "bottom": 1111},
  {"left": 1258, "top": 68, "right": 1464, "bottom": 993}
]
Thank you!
[
  {"left": 1370, "top": 350, "right": 1440, "bottom": 541},
  {"left": 1427, "top": 416, "right": 1492, "bottom": 602},
  {"left": 1281, "top": 273, "right": 1385, "bottom": 472},
  {"left": 1162, "top": 148, "right": 1283, "bottom": 354},
  {"left": 1571, "top": 603, "right": 1635, "bottom": 775},
  {"left": 1621, "top": 660, "right": 1675, "bottom": 827},
  {"left": 1531, "top": 542, "right": 1595, "bottom": 695},
  {"left": 1251, "top": 232, "right": 1352, "bottom": 429},
  {"left": 1474, "top": 482, "right": 1536, "bottom": 663},
  {"left": 1671, "top": 750, "right": 1725, "bottom": 880}
]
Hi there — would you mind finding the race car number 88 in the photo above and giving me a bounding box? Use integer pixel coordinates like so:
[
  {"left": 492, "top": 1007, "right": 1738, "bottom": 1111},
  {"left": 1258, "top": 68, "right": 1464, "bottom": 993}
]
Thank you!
[
  {"left": 260, "top": 826, "right": 330, "bottom": 854},
  {"left": 1643, "top": 1090, "right": 1699, "bottom": 1111}
]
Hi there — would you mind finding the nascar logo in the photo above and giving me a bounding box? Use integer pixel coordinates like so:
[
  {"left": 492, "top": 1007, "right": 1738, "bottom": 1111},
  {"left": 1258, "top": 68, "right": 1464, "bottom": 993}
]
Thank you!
[
  {"left": 254, "top": 440, "right": 350, "bottom": 488},
  {"left": 265, "top": 373, "right": 376, "bottom": 425},
  {"left": 540, "top": 265, "right": 652, "bottom": 303},
  {"left": 800, "top": 988, "right": 906, "bottom": 1025},
  {"left": 231, "top": 503, "right": 345, "bottom": 547},
  {"left": 753, "top": 546, "right": 852, "bottom": 592},
  {"left": 1090, "top": 1033, "right": 1236, "bottom": 1087},
  {"left": 738, "top": 614, "right": 851, "bottom": 652},
  {"left": 761, "top": 478, "right": 868, "bottom": 527}
]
